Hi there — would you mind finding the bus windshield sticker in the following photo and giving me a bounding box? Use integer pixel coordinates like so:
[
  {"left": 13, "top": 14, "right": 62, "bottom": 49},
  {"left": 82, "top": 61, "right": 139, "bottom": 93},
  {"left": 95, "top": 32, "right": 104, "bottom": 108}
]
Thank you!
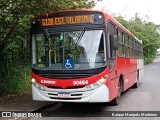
[{"left": 64, "top": 58, "right": 74, "bottom": 69}]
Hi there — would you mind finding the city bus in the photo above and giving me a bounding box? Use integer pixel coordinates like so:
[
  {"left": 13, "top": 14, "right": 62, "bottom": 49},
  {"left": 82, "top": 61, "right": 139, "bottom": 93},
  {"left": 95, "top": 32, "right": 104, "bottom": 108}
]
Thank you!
[{"left": 31, "top": 10, "right": 144, "bottom": 105}]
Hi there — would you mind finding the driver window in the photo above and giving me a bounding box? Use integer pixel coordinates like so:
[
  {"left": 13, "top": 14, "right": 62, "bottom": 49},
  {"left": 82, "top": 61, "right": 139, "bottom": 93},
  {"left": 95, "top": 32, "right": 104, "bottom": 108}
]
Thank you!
[{"left": 108, "top": 21, "right": 116, "bottom": 71}]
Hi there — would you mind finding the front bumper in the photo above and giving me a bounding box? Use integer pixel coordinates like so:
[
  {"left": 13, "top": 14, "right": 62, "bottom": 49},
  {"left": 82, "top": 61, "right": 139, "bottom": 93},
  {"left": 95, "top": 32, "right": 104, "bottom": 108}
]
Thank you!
[{"left": 32, "top": 84, "right": 109, "bottom": 103}]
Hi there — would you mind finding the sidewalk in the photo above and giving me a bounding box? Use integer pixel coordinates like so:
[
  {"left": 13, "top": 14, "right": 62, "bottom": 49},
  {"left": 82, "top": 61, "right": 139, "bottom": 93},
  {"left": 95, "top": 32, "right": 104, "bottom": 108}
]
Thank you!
[{"left": 0, "top": 92, "right": 51, "bottom": 112}]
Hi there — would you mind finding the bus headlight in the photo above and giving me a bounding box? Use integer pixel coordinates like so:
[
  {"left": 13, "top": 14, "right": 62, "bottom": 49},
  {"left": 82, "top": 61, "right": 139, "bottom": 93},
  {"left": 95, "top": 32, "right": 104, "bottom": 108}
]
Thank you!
[
  {"left": 31, "top": 78, "right": 36, "bottom": 83},
  {"left": 32, "top": 78, "right": 46, "bottom": 91},
  {"left": 84, "top": 75, "right": 108, "bottom": 91}
]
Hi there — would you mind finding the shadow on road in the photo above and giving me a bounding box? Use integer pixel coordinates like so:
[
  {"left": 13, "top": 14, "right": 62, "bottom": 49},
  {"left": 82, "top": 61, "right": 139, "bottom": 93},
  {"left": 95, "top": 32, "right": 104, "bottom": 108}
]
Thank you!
[{"left": 40, "top": 102, "right": 116, "bottom": 117}]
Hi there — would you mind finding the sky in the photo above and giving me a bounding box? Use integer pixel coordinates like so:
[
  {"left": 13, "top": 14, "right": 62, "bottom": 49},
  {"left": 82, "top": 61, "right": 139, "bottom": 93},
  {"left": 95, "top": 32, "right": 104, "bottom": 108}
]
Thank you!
[{"left": 93, "top": 0, "right": 160, "bottom": 25}]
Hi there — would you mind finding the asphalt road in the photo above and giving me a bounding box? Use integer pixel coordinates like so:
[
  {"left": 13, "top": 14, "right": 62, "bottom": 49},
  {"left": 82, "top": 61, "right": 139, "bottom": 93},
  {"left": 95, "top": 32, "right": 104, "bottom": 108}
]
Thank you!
[{"left": 29, "top": 56, "right": 160, "bottom": 120}]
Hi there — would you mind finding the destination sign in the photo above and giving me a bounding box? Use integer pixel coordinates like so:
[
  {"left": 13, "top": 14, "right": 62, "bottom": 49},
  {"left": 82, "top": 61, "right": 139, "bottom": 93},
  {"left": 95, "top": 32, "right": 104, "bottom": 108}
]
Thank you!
[{"left": 41, "top": 14, "right": 97, "bottom": 26}]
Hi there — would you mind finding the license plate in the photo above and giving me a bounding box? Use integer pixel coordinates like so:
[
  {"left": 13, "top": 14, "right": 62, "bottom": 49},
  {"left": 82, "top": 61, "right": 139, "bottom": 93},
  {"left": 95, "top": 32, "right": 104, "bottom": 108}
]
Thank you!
[{"left": 58, "top": 92, "right": 71, "bottom": 98}]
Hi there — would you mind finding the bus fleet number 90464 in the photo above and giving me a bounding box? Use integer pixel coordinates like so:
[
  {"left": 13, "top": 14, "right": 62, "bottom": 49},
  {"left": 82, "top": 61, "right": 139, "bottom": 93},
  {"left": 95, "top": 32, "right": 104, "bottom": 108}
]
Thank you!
[{"left": 73, "top": 80, "right": 88, "bottom": 85}]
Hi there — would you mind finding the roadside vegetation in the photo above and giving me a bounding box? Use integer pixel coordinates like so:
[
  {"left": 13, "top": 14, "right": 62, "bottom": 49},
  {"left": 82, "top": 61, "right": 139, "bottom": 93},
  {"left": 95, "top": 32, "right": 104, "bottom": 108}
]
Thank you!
[
  {"left": 0, "top": 0, "right": 95, "bottom": 96},
  {"left": 114, "top": 14, "right": 160, "bottom": 64},
  {"left": 0, "top": 0, "right": 160, "bottom": 96}
]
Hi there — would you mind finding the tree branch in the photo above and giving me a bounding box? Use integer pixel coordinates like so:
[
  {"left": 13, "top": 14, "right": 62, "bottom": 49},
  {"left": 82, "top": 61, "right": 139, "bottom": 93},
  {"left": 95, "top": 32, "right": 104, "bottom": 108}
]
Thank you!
[{"left": 0, "top": 18, "right": 19, "bottom": 55}]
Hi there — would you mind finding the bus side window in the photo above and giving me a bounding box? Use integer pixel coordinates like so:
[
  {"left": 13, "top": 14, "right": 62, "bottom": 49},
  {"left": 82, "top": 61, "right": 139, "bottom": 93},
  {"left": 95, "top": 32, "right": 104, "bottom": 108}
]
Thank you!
[
  {"left": 96, "top": 33, "right": 105, "bottom": 62},
  {"left": 108, "top": 21, "right": 116, "bottom": 71},
  {"left": 108, "top": 22, "right": 116, "bottom": 59},
  {"left": 109, "top": 34, "right": 116, "bottom": 59}
]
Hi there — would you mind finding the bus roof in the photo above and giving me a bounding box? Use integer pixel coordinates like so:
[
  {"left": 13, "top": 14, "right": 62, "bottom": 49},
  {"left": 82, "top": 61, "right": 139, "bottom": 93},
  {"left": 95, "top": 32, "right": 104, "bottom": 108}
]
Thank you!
[{"left": 105, "top": 13, "right": 136, "bottom": 39}]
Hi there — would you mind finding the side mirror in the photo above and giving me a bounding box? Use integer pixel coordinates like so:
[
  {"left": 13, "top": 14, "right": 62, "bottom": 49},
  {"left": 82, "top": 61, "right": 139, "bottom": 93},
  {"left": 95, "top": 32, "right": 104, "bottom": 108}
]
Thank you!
[{"left": 111, "top": 35, "right": 118, "bottom": 50}]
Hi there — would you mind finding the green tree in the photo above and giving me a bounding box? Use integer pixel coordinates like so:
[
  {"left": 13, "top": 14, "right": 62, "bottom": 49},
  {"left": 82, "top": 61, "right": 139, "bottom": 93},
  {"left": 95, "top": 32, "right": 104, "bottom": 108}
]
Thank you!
[
  {"left": 115, "top": 14, "right": 160, "bottom": 64},
  {"left": 0, "top": 0, "right": 95, "bottom": 57},
  {"left": 0, "top": 0, "right": 95, "bottom": 95}
]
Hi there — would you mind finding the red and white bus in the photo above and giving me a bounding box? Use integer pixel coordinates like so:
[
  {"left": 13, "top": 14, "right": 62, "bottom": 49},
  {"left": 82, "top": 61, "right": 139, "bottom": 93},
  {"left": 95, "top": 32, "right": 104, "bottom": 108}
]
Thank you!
[{"left": 31, "top": 10, "right": 144, "bottom": 105}]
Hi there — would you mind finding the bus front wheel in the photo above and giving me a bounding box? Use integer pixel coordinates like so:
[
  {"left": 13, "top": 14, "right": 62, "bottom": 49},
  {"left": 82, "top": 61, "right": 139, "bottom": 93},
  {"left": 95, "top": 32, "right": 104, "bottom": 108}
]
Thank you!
[{"left": 111, "top": 81, "right": 122, "bottom": 106}]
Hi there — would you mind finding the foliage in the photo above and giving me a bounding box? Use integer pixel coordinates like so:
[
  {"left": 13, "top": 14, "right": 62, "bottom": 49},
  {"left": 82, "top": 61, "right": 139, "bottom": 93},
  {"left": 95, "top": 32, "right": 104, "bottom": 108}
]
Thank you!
[
  {"left": 115, "top": 15, "right": 160, "bottom": 64},
  {"left": 0, "top": 64, "right": 30, "bottom": 95},
  {"left": 0, "top": 0, "right": 95, "bottom": 56},
  {"left": 0, "top": 0, "right": 95, "bottom": 95}
]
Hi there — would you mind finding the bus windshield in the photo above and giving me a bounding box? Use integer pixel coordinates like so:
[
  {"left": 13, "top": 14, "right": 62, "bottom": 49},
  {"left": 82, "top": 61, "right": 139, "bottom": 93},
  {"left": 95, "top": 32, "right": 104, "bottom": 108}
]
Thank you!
[{"left": 32, "top": 29, "right": 107, "bottom": 70}]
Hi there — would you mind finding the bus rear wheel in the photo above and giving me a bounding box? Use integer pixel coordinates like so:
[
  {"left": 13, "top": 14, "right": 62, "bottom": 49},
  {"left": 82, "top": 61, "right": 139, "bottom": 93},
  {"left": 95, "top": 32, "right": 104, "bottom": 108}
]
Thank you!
[
  {"left": 111, "top": 81, "right": 122, "bottom": 106},
  {"left": 132, "top": 70, "right": 139, "bottom": 88}
]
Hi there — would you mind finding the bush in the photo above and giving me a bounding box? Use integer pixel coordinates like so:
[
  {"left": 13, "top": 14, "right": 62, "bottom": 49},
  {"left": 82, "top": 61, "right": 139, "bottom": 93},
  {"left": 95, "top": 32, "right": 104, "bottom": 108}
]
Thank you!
[
  {"left": 144, "top": 57, "right": 155, "bottom": 65},
  {"left": 0, "top": 61, "right": 31, "bottom": 95}
]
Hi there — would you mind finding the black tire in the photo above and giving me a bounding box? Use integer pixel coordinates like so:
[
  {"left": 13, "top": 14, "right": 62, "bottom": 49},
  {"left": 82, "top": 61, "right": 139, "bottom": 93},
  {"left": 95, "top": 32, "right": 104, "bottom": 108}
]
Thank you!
[
  {"left": 132, "top": 71, "right": 139, "bottom": 88},
  {"left": 111, "top": 81, "right": 122, "bottom": 106}
]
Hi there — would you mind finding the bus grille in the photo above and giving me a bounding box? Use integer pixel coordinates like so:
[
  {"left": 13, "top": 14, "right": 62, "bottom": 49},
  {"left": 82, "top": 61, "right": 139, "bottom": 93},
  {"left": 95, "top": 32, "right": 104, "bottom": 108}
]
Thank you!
[{"left": 49, "top": 97, "right": 81, "bottom": 100}]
